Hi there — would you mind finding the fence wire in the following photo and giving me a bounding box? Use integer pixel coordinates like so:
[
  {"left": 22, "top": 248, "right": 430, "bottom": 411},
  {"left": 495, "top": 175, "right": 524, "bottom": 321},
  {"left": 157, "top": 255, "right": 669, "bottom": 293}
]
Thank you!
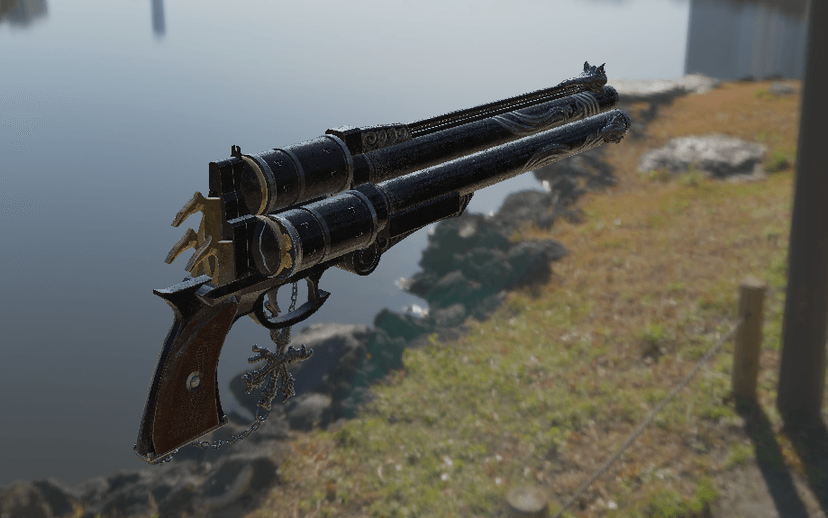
[{"left": 551, "top": 313, "right": 748, "bottom": 518}]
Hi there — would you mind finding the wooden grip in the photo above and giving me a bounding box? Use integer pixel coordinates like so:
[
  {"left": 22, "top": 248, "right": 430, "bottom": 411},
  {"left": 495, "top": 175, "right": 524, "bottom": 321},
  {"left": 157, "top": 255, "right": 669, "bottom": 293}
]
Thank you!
[{"left": 135, "top": 296, "right": 239, "bottom": 461}]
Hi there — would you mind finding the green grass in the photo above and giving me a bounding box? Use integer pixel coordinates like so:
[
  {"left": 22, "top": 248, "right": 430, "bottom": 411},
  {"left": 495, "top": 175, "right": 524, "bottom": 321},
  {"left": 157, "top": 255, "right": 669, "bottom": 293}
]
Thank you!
[{"left": 243, "top": 79, "right": 811, "bottom": 518}]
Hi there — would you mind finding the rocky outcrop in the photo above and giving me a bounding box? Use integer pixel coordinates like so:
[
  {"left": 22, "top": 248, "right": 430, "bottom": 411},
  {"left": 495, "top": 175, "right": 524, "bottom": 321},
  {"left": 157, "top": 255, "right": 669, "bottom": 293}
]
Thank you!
[
  {"left": 638, "top": 135, "right": 767, "bottom": 180},
  {"left": 0, "top": 437, "right": 285, "bottom": 518},
  {"left": 345, "top": 188, "right": 573, "bottom": 398},
  {"left": 0, "top": 480, "right": 70, "bottom": 518},
  {"left": 0, "top": 407, "right": 290, "bottom": 518},
  {"left": 612, "top": 73, "right": 723, "bottom": 102},
  {"left": 76, "top": 445, "right": 279, "bottom": 518},
  {"left": 406, "top": 212, "right": 567, "bottom": 316},
  {"left": 612, "top": 74, "right": 723, "bottom": 137}
]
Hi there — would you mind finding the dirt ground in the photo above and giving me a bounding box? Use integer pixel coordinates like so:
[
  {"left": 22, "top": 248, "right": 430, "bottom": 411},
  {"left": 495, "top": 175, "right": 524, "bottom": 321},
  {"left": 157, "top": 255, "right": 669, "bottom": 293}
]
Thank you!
[{"left": 712, "top": 459, "right": 826, "bottom": 518}]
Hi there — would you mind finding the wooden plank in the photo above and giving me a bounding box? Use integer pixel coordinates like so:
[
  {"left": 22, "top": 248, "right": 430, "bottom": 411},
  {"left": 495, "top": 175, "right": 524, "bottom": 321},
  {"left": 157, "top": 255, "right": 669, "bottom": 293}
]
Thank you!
[{"left": 733, "top": 277, "right": 766, "bottom": 401}]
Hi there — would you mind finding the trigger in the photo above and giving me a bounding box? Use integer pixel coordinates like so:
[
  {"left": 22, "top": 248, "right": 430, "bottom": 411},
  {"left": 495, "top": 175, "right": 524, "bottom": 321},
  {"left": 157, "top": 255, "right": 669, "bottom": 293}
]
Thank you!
[{"left": 250, "top": 271, "right": 331, "bottom": 330}]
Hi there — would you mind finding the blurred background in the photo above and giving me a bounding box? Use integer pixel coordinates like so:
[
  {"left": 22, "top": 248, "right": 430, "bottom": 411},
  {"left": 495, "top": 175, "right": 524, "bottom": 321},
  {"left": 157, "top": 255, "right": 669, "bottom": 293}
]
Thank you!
[{"left": 0, "top": 0, "right": 808, "bottom": 485}]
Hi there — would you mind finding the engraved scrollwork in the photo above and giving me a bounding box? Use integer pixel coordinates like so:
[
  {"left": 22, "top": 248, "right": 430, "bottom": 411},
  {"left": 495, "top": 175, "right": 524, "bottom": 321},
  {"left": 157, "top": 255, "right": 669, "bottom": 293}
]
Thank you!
[
  {"left": 599, "top": 112, "right": 631, "bottom": 144},
  {"left": 524, "top": 142, "right": 573, "bottom": 171},
  {"left": 493, "top": 106, "right": 572, "bottom": 137},
  {"left": 492, "top": 91, "right": 604, "bottom": 137},
  {"left": 362, "top": 125, "right": 412, "bottom": 152},
  {"left": 523, "top": 111, "right": 630, "bottom": 171}
]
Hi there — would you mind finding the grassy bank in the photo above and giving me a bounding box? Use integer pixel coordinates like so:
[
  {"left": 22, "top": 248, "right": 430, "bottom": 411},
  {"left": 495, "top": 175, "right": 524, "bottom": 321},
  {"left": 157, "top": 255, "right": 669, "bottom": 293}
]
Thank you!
[{"left": 247, "top": 80, "right": 809, "bottom": 517}]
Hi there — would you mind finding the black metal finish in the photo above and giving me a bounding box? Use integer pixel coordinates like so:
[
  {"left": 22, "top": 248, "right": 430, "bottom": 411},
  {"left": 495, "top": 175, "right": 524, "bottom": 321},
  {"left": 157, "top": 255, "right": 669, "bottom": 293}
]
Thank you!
[
  {"left": 380, "top": 110, "right": 629, "bottom": 213},
  {"left": 137, "top": 63, "right": 631, "bottom": 464},
  {"left": 358, "top": 86, "right": 618, "bottom": 184},
  {"left": 246, "top": 110, "right": 630, "bottom": 279},
  {"left": 408, "top": 62, "right": 607, "bottom": 137},
  {"left": 207, "top": 62, "right": 611, "bottom": 219}
]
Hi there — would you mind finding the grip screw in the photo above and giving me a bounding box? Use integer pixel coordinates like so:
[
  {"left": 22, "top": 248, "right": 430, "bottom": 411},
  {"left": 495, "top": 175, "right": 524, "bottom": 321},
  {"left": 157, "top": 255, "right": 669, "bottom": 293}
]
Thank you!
[{"left": 187, "top": 372, "right": 202, "bottom": 392}]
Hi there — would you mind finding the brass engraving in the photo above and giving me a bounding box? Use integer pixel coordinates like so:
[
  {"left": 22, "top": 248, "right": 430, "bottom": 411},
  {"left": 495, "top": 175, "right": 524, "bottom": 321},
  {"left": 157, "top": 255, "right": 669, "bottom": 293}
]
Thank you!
[{"left": 166, "top": 191, "right": 235, "bottom": 285}]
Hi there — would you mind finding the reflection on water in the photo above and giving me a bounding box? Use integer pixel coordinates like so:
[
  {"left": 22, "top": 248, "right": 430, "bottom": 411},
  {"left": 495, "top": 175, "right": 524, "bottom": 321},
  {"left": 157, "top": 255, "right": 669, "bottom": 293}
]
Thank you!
[
  {"left": 152, "top": 0, "right": 165, "bottom": 37},
  {"left": 0, "top": 0, "right": 47, "bottom": 27},
  {"left": 0, "top": 0, "right": 166, "bottom": 37},
  {"left": 685, "top": 0, "right": 807, "bottom": 79}
]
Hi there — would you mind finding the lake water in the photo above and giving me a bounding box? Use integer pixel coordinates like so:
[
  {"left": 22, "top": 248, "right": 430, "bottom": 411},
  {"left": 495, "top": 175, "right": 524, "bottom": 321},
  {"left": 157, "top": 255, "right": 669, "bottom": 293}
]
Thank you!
[{"left": 0, "top": 0, "right": 806, "bottom": 486}]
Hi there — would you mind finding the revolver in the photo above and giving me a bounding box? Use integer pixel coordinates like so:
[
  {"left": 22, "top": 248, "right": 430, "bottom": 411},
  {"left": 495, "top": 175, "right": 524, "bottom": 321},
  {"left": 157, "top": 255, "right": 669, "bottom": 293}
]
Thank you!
[{"left": 134, "top": 62, "right": 630, "bottom": 464}]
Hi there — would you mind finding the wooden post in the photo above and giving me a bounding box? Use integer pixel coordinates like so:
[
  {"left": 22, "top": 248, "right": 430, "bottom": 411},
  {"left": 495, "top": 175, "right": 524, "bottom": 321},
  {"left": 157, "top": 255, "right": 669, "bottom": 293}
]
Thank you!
[
  {"left": 777, "top": 0, "right": 828, "bottom": 429},
  {"left": 505, "top": 486, "right": 549, "bottom": 518},
  {"left": 732, "top": 277, "right": 766, "bottom": 401}
]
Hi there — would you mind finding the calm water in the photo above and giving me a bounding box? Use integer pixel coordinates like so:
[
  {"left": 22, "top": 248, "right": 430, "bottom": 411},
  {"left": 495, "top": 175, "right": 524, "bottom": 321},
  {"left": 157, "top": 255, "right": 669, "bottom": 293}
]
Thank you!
[{"left": 0, "top": 0, "right": 805, "bottom": 485}]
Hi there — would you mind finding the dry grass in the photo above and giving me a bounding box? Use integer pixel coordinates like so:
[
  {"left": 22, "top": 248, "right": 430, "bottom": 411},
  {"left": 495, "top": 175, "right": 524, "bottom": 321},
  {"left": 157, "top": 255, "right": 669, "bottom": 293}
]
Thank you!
[{"left": 243, "top": 79, "right": 812, "bottom": 518}]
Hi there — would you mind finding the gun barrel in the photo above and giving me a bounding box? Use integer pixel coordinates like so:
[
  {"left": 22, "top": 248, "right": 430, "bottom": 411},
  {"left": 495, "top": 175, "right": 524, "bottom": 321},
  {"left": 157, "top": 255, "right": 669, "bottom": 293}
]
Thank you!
[
  {"left": 353, "top": 86, "right": 618, "bottom": 185},
  {"left": 406, "top": 61, "right": 607, "bottom": 137},
  {"left": 244, "top": 109, "right": 629, "bottom": 280},
  {"left": 208, "top": 63, "right": 614, "bottom": 223},
  {"left": 380, "top": 109, "right": 629, "bottom": 212}
]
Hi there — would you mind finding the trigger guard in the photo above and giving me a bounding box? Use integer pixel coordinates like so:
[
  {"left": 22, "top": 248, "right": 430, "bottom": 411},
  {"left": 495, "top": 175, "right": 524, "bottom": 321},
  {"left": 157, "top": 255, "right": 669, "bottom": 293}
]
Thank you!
[{"left": 251, "top": 288, "right": 331, "bottom": 330}]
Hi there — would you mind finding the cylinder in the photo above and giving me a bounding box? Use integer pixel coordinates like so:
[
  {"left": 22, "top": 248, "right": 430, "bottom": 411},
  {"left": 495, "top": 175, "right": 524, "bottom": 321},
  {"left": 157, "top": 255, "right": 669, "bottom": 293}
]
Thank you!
[
  {"left": 251, "top": 184, "right": 389, "bottom": 278},
  {"left": 237, "top": 134, "right": 354, "bottom": 215}
]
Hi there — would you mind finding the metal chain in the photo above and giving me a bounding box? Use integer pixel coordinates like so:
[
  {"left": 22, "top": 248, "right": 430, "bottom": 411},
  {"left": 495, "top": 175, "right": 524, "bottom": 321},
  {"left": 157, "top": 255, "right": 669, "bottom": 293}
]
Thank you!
[
  {"left": 551, "top": 314, "right": 748, "bottom": 518},
  {"left": 154, "top": 282, "right": 301, "bottom": 464},
  {"left": 290, "top": 280, "right": 298, "bottom": 312}
]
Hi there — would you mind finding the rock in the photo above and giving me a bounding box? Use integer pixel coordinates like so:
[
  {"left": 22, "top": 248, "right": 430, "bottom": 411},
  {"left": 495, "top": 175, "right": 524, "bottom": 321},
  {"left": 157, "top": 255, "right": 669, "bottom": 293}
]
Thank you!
[
  {"left": 495, "top": 190, "right": 552, "bottom": 232},
  {"left": 409, "top": 227, "right": 566, "bottom": 312},
  {"left": 285, "top": 323, "right": 370, "bottom": 397},
  {"left": 612, "top": 74, "right": 722, "bottom": 134},
  {"left": 421, "top": 270, "right": 484, "bottom": 310},
  {"left": 612, "top": 73, "right": 722, "bottom": 102},
  {"left": 396, "top": 194, "right": 569, "bottom": 349},
  {"left": 373, "top": 309, "right": 432, "bottom": 343},
  {"left": 348, "top": 327, "right": 408, "bottom": 393},
  {"left": 0, "top": 481, "right": 55, "bottom": 518},
  {"left": 768, "top": 81, "right": 796, "bottom": 96},
  {"left": 533, "top": 149, "right": 616, "bottom": 191},
  {"left": 337, "top": 387, "right": 377, "bottom": 419},
  {"left": 285, "top": 393, "right": 333, "bottom": 431},
  {"left": 78, "top": 470, "right": 167, "bottom": 518},
  {"left": 531, "top": 148, "right": 617, "bottom": 228},
  {"left": 469, "top": 293, "right": 507, "bottom": 321},
  {"left": 431, "top": 303, "right": 466, "bottom": 328},
  {"left": 416, "top": 213, "right": 511, "bottom": 278},
  {"left": 638, "top": 135, "right": 766, "bottom": 179},
  {"left": 504, "top": 240, "right": 568, "bottom": 291},
  {"left": 72, "top": 441, "right": 280, "bottom": 518},
  {"left": 32, "top": 478, "right": 80, "bottom": 517},
  {"left": 190, "top": 445, "right": 280, "bottom": 518}
]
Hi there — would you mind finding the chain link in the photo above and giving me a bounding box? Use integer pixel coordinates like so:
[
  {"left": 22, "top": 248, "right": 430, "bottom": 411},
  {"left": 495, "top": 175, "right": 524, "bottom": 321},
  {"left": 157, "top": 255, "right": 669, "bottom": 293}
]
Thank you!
[
  {"left": 551, "top": 314, "right": 747, "bottom": 518},
  {"left": 290, "top": 280, "right": 298, "bottom": 312},
  {"left": 190, "top": 407, "right": 269, "bottom": 450}
]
